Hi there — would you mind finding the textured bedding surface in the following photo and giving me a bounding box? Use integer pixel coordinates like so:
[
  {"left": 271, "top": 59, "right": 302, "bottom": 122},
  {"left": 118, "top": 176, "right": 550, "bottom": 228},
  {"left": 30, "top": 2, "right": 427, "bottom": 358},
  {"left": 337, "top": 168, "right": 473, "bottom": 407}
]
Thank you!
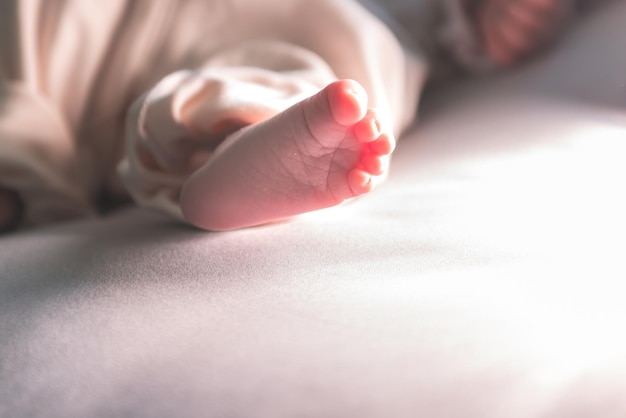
[{"left": 1, "top": 2, "right": 626, "bottom": 417}]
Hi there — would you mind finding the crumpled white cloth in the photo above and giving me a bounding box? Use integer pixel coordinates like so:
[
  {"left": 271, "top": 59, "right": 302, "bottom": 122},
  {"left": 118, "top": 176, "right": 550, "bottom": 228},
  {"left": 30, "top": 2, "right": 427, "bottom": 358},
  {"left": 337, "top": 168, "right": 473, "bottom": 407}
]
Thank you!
[
  {"left": 0, "top": 0, "right": 488, "bottom": 226},
  {"left": 0, "top": 83, "right": 96, "bottom": 223}
]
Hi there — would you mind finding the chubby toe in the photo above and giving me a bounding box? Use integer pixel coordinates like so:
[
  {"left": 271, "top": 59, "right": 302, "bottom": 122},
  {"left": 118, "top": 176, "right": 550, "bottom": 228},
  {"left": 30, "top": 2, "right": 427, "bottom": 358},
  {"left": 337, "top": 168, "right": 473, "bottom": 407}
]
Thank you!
[{"left": 325, "top": 80, "right": 368, "bottom": 126}]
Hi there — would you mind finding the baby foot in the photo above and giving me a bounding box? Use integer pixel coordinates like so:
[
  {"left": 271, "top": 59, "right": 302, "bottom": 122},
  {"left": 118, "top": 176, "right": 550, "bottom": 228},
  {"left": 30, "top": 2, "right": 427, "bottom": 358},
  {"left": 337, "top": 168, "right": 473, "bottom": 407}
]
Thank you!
[
  {"left": 180, "top": 79, "right": 394, "bottom": 231},
  {"left": 475, "top": 0, "right": 569, "bottom": 67}
]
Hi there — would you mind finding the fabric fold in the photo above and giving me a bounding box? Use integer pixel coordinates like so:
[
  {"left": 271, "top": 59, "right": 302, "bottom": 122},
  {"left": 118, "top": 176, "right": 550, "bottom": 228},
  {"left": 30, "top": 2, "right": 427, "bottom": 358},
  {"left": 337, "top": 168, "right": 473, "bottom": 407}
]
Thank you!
[{"left": 0, "top": 83, "right": 95, "bottom": 226}]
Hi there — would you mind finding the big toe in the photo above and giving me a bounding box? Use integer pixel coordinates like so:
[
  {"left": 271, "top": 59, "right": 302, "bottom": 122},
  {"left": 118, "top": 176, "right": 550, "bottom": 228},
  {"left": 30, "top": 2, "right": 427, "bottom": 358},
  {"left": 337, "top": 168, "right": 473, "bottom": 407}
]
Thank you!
[
  {"left": 295, "top": 79, "right": 370, "bottom": 143},
  {"left": 317, "top": 79, "right": 368, "bottom": 127}
]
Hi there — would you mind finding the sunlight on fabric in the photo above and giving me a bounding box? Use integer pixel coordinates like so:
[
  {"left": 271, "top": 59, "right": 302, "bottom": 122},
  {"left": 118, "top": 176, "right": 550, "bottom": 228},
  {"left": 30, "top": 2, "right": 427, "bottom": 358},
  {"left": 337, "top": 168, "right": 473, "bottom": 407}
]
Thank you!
[
  {"left": 334, "top": 260, "right": 626, "bottom": 393},
  {"left": 451, "top": 122, "right": 626, "bottom": 259}
]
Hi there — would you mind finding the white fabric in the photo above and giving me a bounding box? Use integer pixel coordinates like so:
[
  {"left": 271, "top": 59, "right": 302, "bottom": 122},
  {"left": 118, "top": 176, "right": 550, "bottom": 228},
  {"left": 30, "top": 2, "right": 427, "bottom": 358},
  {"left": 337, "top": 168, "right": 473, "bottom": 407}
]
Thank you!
[{"left": 0, "top": 0, "right": 423, "bottom": 226}]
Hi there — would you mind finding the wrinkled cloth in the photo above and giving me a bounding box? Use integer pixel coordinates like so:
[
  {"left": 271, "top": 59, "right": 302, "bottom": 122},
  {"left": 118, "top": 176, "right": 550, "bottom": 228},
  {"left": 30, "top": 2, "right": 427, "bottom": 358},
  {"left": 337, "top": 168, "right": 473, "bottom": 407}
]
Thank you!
[{"left": 0, "top": 0, "right": 479, "bottom": 226}]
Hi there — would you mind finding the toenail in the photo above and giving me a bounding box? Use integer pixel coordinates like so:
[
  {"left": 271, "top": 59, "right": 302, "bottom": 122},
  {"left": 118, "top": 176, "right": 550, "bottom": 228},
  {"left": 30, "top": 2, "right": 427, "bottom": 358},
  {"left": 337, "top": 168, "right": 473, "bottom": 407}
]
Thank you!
[
  {"left": 370, "top": 118, "right": 381, "bottom": 136},
  {"left": 346, "top": 88, "right": 359, "bottom": 98}
]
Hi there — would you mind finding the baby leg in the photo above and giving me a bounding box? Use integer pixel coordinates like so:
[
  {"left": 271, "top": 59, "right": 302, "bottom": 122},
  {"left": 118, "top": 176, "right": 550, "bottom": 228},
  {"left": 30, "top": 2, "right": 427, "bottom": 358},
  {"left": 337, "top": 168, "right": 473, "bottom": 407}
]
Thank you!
[
  {"left": 474, "top": 0, "right": 570, "bottom": 66},
  {"left": 180, "top": 79, "right": 394, "bottom": 231}
]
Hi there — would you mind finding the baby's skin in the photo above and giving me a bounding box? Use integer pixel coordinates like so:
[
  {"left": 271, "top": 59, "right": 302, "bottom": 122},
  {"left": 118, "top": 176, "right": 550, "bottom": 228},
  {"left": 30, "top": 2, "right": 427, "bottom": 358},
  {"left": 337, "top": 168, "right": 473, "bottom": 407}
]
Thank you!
[
  {"left": 476, "top": 0, "right": 568, "bottom": 66},
  {"left": 180, "top": 80, "right": 393, "bottom": 231}
]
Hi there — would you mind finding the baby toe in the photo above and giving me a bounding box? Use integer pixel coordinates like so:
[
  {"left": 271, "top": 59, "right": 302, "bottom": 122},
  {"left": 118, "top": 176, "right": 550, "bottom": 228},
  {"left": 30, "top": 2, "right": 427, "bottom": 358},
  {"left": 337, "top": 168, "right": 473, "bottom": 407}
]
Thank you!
[
  {"left": 353, "top": 110, "right": 382, "bottom": 143},
  {"left": 368, "top": 132, "right": 395, "bottom": 156},
  {"left": 348, "top": 169, "right": 374, "bottom": 196},
  {"left": 360, "top": 153, "right": 387, "bottom": 176},
  {"left": 326, "top": 80, "right": 368, "bottom": 126}
]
